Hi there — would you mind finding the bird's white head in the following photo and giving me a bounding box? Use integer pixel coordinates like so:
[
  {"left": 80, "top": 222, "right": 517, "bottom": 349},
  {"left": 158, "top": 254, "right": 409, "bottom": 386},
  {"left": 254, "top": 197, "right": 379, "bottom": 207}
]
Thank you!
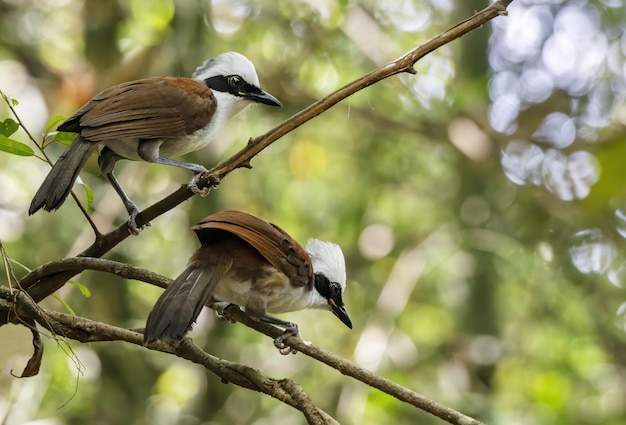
[
  {"left": 306, "top": 239, "right": 346, "bottom": 288},
  {"left": 306, "top": 239, "right": 352, "bottom": 329},
  {"left": 193, "top": 52, "right": 281, "bottom": 117},
  {"left": 193, "top": 52, "right": 260, "bottom": 86}
]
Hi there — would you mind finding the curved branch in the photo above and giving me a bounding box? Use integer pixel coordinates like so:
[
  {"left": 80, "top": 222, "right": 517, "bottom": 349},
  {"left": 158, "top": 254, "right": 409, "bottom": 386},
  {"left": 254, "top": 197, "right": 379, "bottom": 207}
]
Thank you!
[
  {"left": 218, "top": 305, "right": 486, "bottom": 425},
  {"left": 19, "top": 257, "right": 171, "bottom": 289}
]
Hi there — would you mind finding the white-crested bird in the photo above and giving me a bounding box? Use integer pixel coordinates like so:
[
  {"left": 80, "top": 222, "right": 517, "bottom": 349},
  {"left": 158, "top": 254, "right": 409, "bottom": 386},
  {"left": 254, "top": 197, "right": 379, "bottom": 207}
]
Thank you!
[
  {"left": 29, "top": 52, "right": 281, "bottom": 233},
  {"left": 143, "top": 210, "right": 351, "bottom": 352}
]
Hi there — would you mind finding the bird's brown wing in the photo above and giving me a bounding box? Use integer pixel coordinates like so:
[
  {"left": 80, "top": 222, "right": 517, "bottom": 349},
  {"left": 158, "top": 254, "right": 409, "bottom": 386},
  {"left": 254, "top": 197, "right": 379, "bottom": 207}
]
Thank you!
[
  {"left": 192, "top": 210, "right": 313, "bottom": 288},
  {"left": 58, "top": 77, "right": 216, "bottom": 141}
]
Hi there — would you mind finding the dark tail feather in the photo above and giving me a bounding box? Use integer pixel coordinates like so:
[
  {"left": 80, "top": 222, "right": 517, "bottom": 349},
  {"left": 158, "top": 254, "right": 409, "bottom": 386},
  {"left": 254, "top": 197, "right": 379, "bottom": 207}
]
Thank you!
[
  {"left": 143, "top": 250, "right": 231, "bottom": 346},
  {"left": 29, "top": 136, "right": 97, "bottom": 215}
]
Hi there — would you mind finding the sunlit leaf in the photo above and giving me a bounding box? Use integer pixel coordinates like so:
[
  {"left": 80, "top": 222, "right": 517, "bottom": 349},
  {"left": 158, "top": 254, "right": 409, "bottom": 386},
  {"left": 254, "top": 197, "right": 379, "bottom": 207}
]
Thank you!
[
  {"left": 0, "top": 134, "right": 35, "bottom": 156},
  {"left": 0, "top": 90, "right": 18, "bottom": 107},
  {"left": 0, "top": 118, "right": 19, "bottom": 137},
  {"left": 45, "top": 115, "right": 67, "bottom": 133},
  {"left": 68, "top": 279, "right": 92, "bottom": 298},
  {"left": 83, "top": 183, "right": 94, "bottom": 211},
  {"left": 69, "top": 174, "right": 94, "bottom": 210}
]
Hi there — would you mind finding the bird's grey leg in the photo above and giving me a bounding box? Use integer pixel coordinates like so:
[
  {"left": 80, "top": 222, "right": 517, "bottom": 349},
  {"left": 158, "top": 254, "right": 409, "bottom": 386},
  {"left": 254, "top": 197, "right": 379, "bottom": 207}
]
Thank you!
[
  {"left": 104, "top": 171, "right": 146, "bottom": 234},
  {"left": 99, "top": 147, "right": 149, "bottom": 234},
  {"left": 262, "top": 315, "right": 307, "bottom": 355},
  {"left": 151, "top": 157, "right": 213, "bottom": 196},
  {"left": 153, "top": 156, "right": 207, "bottom": 173}
]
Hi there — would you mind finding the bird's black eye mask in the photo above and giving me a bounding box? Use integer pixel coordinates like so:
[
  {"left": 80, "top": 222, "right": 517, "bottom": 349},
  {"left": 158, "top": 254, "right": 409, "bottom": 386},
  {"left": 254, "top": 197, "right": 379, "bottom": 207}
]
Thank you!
[
  {"left": 314, "top": 273, "right": 344, "bottom": 306},
  {"left": 204, "top": 74, "right": 261, "bottom": 97}
]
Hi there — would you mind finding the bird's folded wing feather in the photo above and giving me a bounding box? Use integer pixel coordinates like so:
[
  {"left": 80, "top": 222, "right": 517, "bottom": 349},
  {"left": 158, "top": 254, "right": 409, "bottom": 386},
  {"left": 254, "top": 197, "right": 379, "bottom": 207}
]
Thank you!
[
  {"left": 58, "top": 77, "right": 216, "bottom": 141},
  {"left": 143, "top": 247, "right": 232, "bottom": 345},
  {"left": 193, "top": 210, "right": 313, "bottom": 287}
]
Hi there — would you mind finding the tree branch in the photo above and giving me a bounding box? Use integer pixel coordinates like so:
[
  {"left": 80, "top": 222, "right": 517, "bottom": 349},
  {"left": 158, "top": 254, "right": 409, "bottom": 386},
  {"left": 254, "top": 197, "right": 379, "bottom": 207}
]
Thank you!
[
  {"left": 219, "top": 305, "right": 487, "bottom": 425},
  {"left": 0, "top": 286, "right": 483, "bottom": 425},
  {"left": 209, "top": 0, "right": 512, "bottom": 179}
]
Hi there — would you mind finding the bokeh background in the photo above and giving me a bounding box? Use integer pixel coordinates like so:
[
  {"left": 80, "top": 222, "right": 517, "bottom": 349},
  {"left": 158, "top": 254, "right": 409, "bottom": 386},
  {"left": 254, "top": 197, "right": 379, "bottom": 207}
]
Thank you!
[{"left": 1, "top": 0, "right": 626, "bottom": 424}]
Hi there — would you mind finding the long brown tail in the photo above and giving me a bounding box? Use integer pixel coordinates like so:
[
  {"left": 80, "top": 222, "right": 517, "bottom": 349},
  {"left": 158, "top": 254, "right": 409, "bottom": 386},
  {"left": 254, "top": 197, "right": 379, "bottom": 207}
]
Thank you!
[
  {"left": 143, "top": 247, "right": 232, "bottom": 346},
  {"left": 29, "top": 136, "right": 97, "bottom": 215}
]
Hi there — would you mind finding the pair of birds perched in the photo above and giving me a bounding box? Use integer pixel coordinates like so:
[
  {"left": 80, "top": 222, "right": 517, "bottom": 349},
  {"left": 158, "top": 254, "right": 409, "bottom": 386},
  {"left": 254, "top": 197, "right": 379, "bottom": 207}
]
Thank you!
[{"left": 29, "top": 52, "right": 351, "bottom": 350}]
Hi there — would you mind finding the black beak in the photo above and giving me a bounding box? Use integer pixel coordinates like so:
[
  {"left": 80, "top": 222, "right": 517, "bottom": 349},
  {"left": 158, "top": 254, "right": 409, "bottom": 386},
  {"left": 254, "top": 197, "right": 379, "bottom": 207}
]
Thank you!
[
  {"left": 243, "top": 88, "right": 282, "bottom": 107},
  {"left": 329, "top": 299, "right": 352, "bottom": 329}
]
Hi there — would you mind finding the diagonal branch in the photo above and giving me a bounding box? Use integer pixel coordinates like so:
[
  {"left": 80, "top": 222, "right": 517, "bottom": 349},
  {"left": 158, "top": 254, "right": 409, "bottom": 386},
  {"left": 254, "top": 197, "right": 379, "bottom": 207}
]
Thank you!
[
  {"left": 18, "top": 0, "right": 513, "bottom": 304},
  {"left": 209, "top": 0, "right": 512, "bottom": 179},
  {"left": 219, "top": 305, "right": 487, "bottom": 425}
]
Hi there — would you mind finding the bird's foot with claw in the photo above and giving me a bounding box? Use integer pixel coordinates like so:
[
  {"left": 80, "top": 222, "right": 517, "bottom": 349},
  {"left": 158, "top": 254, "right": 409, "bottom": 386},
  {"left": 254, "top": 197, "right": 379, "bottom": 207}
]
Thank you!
[
  {"left": 127, "top": 209, "right": 151, "bottom": 235},
  {"left": 211, "top": 302, "right": 239, "bottom": 323},
  {"left": 274, "top": 325, "right": 311, "bottom": 355},
  {"left": 188, "top": 171, "right": 220, "bottom": 197}
]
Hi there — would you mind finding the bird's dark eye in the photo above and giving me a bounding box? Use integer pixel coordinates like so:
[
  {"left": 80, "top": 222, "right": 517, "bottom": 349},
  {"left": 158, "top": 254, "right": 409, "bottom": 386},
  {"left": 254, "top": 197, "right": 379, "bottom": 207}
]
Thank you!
[{"left": 228, "top": 76, "right": 243, "bottom": 86}]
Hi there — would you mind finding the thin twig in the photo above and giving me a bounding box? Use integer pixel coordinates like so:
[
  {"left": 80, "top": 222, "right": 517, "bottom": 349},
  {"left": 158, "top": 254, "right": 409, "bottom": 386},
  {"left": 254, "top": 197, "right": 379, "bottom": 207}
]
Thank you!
[
  {"left": 0, "top": 240, "right": 20, "bottom": 292},
  {"left": 0, "top": 92, "right": 102, "bottom": 237}
]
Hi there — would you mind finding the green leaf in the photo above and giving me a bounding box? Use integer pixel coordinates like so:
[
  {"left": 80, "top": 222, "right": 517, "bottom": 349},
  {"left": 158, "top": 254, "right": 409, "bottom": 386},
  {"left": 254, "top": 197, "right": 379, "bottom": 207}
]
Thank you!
[
  {"left": 53, "top": 131, "right": 77, "bottom": 146},
  {"left": 52, "top": 294, "right": 76, "bottom": 316},
  {"left": 0, "top": 91, "right": 18, "bottom": 107},
  {"left": 80, "top": 183, "right": 95, "bottom": 211},
  {"left": 45, "top": 115, "right": 67, "bottom": 133},
  {"left": 0, "top": 118, "right": 19, "bottom": 137},
  {"left": 0, "top": 134, "right": 35, "bottom": 156},
  {"left": 68, "top": 279, "right": 91, "bottom": 297},
  {"left": 51, "top": 280, "right": 91, "bottom": 315}
]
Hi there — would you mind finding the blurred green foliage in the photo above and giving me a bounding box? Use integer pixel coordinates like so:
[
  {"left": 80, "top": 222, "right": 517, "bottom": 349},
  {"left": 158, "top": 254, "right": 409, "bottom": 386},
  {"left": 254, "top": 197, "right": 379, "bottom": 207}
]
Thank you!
[{"left": 1, "top": 0, "right": 626, "bottom": 424}]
